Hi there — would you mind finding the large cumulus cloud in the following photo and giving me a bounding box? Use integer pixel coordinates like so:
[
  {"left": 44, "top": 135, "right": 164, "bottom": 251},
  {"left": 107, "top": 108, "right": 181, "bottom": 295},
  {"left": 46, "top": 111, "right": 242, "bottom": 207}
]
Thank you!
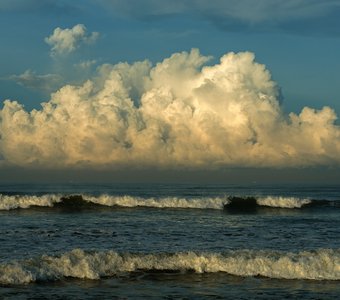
[{"left": 1, "top": 49, "right": 339, "bottom": 169}]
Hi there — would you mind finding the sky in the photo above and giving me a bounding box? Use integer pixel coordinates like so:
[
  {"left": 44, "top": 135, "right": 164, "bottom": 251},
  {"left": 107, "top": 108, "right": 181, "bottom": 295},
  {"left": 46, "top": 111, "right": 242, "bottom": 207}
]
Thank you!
[{"left": 0, "top": 0, "right": 340, "bottom": 183}]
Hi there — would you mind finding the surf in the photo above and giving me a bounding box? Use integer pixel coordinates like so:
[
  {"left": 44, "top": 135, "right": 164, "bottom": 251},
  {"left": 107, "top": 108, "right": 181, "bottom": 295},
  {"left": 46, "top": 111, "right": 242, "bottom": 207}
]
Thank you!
[
  {"left": 0, "top": 194, "right": 337, "bottom": 211},
  {"left": 1, "top": 248, "right": 339, "bottom": 285}
]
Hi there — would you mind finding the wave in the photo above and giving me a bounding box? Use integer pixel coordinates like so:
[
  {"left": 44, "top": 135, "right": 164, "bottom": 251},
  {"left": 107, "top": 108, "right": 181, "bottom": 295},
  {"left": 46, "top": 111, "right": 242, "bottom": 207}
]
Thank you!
[
  {"left": 85, "top": 195, "right": 227, "bottom": 210},
  {"left": 0, "top": 248, "right": 339, "bottom": 284},
  {"left": 0, "top": 194, "right": 62, "bottom": 210},
  {"left": 257, "top": 196, "right": 311, "bottom": 208},
  {"left": 0, "top": 194, "right": 336, "bottom": 211},
  {"left": 0, "top": 194, "right": 227, "bottom": 211},
  {"left": 226, "top": 196, "right": 312, "bottom": 211}
]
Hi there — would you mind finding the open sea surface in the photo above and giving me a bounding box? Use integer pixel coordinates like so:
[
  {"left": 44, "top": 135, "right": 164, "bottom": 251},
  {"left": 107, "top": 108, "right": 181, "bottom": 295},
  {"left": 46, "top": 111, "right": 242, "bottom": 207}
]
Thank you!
[{"left": 0, "top": 183, "right": 339, "bottom": 299}]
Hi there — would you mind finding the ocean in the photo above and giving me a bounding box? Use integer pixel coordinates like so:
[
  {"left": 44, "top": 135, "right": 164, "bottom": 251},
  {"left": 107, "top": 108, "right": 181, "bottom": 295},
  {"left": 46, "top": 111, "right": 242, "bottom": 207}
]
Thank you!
[{"left": 0, "top": 183, "right": 339, "bottom": 299}]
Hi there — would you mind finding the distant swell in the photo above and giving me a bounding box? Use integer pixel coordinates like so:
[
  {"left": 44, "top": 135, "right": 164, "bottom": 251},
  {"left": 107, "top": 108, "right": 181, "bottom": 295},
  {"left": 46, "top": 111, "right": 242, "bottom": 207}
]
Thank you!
[
  {"left": 0, "top": 194, "right": 336, "bottom": 211},
  {"left": 0, "top": 248, "right": 339, "bottom": 284}
]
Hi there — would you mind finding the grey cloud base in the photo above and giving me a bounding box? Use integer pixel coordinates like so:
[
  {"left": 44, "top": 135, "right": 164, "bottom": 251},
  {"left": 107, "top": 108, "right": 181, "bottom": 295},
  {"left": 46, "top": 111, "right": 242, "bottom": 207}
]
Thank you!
[{"left": 0, "top": 49, "right": 339, "bottom": 169}]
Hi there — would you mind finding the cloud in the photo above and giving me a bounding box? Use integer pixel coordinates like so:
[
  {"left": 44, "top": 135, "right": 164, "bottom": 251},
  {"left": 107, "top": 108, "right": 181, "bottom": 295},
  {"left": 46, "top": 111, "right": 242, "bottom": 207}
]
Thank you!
[
  {"left": 74, "top": 59, "right": 98, "bottom": 70},
  {"left": 45, "top": 24, "right": 99, "bottom": 57},
  {"left": 8, "top": 70, "right": 63, "bottom": 92},
  {"left": 0, "top": 49, "right": 339, "bottom": 169},
  {"left": 97, "top": 0, "right": 340, "bottom": 35}
]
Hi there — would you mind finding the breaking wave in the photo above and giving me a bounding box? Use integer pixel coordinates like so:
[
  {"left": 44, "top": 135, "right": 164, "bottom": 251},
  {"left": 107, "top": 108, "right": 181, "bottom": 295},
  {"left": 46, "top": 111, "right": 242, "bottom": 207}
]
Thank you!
[
  {"left": 226, "top": 196, "right": 312, "bottom": 211},
  {"left": 257, "top": 196, "right": 311, "bottom": 208},
  {"left": 0, "top": 248, "right": 339, "bottom": 284},
  {"left": 0, "top": 194, "right": 62, "bottom": 210},
  {"left": 1, "top": 194, "right": 337, "bottom": 211},
  {"left": 0, "top": 194, "right": 227, "bottom": 210}
]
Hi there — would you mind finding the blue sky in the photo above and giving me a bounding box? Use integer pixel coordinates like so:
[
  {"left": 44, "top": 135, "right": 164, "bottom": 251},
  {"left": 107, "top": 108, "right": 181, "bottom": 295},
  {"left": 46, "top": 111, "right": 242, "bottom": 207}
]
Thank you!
[
  {"left": 0, "top": 0, "right": 340, "bottom": 182},
  {"left": 1, "top": 0, "right": 340, "bottom": 113}
]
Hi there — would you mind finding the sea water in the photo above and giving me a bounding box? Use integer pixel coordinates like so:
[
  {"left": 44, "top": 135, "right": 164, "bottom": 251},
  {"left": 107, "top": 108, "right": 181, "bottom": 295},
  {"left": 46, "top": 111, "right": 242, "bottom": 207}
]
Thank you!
[{"left": 0, "top": 183, "right": 339, "bottom": 299}]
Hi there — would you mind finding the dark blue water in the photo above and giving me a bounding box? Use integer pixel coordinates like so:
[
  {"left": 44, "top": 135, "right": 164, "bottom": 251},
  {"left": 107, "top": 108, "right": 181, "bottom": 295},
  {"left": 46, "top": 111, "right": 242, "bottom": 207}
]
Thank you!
[{"left": 0, "top": 183, "right": 339, "bottom": 299}]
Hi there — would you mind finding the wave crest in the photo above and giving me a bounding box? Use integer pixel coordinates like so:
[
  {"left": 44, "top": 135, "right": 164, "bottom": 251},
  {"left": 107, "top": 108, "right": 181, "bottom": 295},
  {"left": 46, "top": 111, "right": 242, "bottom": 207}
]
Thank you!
[
  {"left": 0, "top": 194, "right": 61, "bottom": 210},
  {"left": 86, "top": 195, "right": 227, "bottom": 210},
  {"left": 1, "top": 249, "right": 339, "bottom": 284},
  {"left": 256, "top": 196, "right": 311, "bottom": 208},
  {"left": 0, "top": 194, "right": 324, "bottom": 211},
  {"left": 0, "top": 194, "right": 228, "bottom": 211}
]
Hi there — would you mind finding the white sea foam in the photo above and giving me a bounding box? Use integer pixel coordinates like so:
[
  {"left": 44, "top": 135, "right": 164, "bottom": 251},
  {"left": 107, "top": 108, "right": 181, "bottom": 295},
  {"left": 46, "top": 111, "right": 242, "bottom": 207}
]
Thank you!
[
  {"left": 0, "top": 194, "right": 313, "bottom": 211},
  {"left": 256, "top": 196, "right": 311, "bottom": 208},
  {"left": 85, "top": 195, "right": 228, "bottom": 210},
  {"left": 0, "top": 194, "right": 61, "bottom": 210},
  {"left": 0, "top": 194, "right": 228, "bottom": 210},
  {"left": 0, "top": 249, "right": 339, "bottom": 284}
]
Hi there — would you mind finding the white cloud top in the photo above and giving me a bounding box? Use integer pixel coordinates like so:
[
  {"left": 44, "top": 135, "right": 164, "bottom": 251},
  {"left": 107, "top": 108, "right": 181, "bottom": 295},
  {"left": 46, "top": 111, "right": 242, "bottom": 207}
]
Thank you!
[
  {"left": 45, "top": 24, "right": 99, "bottom": 56},
  {"left": 0, "top": 49, "right": 339, "bottom": 169}
]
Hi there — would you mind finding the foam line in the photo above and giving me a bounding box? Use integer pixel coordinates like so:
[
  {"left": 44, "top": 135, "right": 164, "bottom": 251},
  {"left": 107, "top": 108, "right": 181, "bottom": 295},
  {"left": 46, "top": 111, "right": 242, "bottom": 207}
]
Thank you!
[
  {"left": 1, "top": 249, "right": 339, "bottom": 284},
  {"left": 0, "top": 194, "right": 320, "bottom": 211},
  {"left": 0, "top": 194, "right": 61, "bottom": 210},
  {"left": 256, "top": 196, "right": 311, "bottom": 208}
]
